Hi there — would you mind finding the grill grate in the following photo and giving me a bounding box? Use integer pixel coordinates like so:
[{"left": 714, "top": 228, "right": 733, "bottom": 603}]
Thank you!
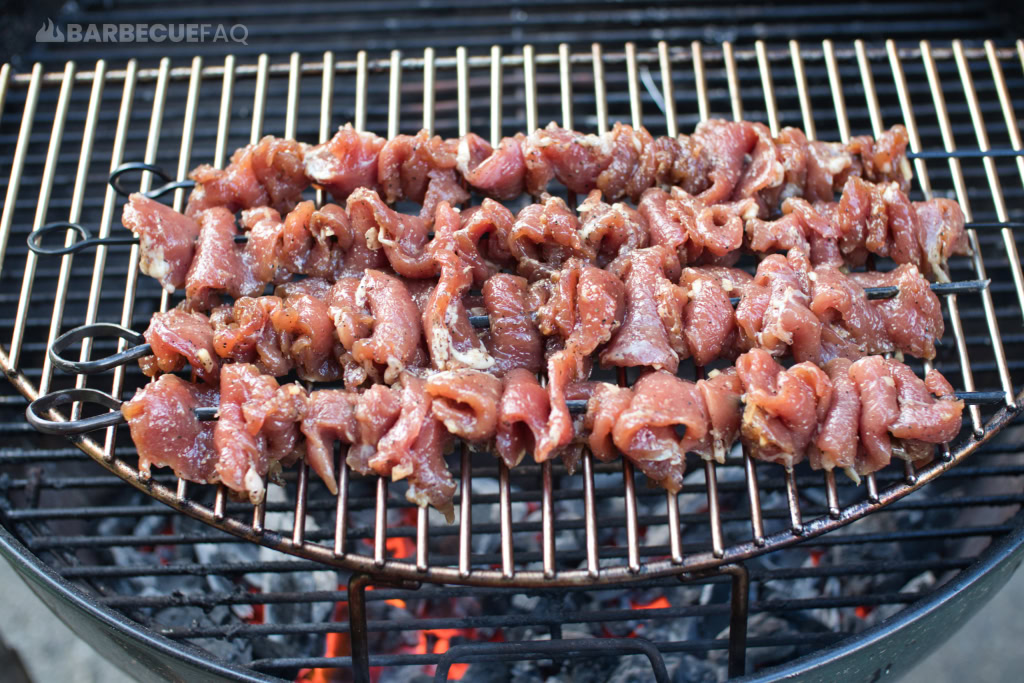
[{"left": 1, "top": 37, "right": 1024, "bottom": 679}]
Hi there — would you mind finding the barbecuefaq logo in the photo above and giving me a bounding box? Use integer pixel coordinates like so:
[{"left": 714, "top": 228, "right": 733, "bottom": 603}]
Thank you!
[{"left": 35, "top": 18, "right": 248, "bottom": 44}]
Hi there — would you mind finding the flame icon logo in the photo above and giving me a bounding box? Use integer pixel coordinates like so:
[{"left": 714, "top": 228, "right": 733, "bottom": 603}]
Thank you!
[{"left": 35, "top": 19, "right": 65, "bottom": 43}]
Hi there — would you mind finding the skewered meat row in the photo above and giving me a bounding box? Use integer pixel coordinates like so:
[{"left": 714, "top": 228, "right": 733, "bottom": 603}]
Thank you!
[
  {"left": 121, "top": 350, "right": 963, "bottom": 517},
  {"left": 181, "top": 120, "right": 911, "bottom": 221},
  {"left": 123, "top": 172, "right": 965, "bottom": 310},
  {"left": 136, "top": 244, "right": 945, "bottom": 404}
]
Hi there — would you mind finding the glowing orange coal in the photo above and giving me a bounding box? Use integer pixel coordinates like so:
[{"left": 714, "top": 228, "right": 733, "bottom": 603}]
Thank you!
[
  {"left": 414, "top": 628, "right": 473, "bottom": 680},
  {"left": 295, "top": 587, "right": 352, "bottom": 683},
  {"left": 630, "top": 595, "right": 671, "bottom": 611}
]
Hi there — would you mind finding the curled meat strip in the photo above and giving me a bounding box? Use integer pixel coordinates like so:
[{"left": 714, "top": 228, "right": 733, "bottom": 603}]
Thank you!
[
  {"left": 481, "top": 273, "right": 544, "bottom": 375},
  {"left": 737, "top": 349, "right": 833, "bottom": 469}
]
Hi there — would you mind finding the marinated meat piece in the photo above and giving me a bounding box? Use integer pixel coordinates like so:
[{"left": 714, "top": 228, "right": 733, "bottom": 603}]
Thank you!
[
  {"left": 805, "top": 140, "right": 852, "bottom": 202},
  {"left": 419, "top": 168, "right": 470, "bottom": 221},
  {"left": 680, "top": 268, "right": 740, "bottom": 367},
  {"left": 847, "top": 124, "right": 911, "bottom": 191},
  {"left": 495, "top": 368, "right": 550, "bottom": 469},
  {"left": 187, "top": 136, "right": 306, "bottom": 218},
  {"left": 584, "top": 383, "right": 634, "bottom": 462},
  {"left": 122, "top": 193, "right": 199, "bottom": 292},
  {"left": 577, "top": 190, "right": 649, "bottom": 267},
  {"left": 537, "top": 260, "right": 625, "bottom": 461},
  {"left": 913, "top": 198, "right": 969, "bottom": 281},
  {"left": 737, "top": 253, "right": 821, "bottom": 363},
  {"left": 457, "top": 133, "right": 527, "bottom": 200},
  {"left": 638, "top": 187, "right": 755, "bottom": 265},
  {"left": 425, "top": 369, "right": 503, "bottom": 442},
  {"left": 509, "top": 195, "right": 593, "bottom": 281},
  {"left": 377, "top": 130, "right": 460, "bottom": 206},
  {"left": 122, "top": 374, "right": 219, "bottom": 483},
  {"left": 140, "top": 308, "right": 220, "bottom": 384},
  {"left": 747, "top": 196, "right": 839, "bottom": 255},
  {"left": 352, "top": 270, "right": 427, "bottom": 383},
  {"left": 811, "top": 358, "right": 860, "bottom": 473},
  {"left": 738, "top": 349, "right": 832, "bottom": 468},
  {"left": 601, "top": 246, "right": 686, "bottom": 372},
  {"left": 304, "top": 124, "right": 386, "bottom": 201},
  {"left": 215, "top": 364, "right": 303, "bottom": 503},
  {"left": 887, "top": 362, "right": 963, "bottom": 444},
  {"left": 423, "top": 225, "right": 495, "bottom": 372},
  {"left": 241, "top": 206, "right": 289, "bottom": 284},
  {"left": 373, "top": 374, "right": 456, "bottom": 521},
  {"left": 482, "top": 273, "right": 544, "bottom": 375},
  {"left": 458, "top": 199, "right": 517, "bottom": 275},
  {"left": 211, "top": 296, "right": 292, "bottom": 377},
  {"left": 693, "top": 368, "right": 743, "bottom": 463},
  {"left": 427, "top": 201, "right": 495, "bottom": 285},
  {"left": 522, "top": 123, "right": 614, "bottom": 195},
  {"left": 850, "top": 264, "right": 944, "bottom": 360},
  {"left": 311, "top": 202, "right": 389, "bottom": 277},
  {"left": 269, "top": 291, "right": 342, "bottom": 381},
  {"left": 301, "top": 389, "right": 359, "bottom": 494},
  {"left": 186, "top": 207, "right": 261, "bottom": 311},
  {"left": 848, "top": 356, "right": 900, "bottom": 475},
  {"left": 612, "top": 371, "right": 708, "bottom": 493},
  {"left": 349, "top": 384, "right": 402, "bottom": 474},
  {"left": 693, "top": 119, "right": 783, "bottom": 205},
  {"left": 596, "top": 123, "right": 647, "bottom": 201},
  {"left": 324, "top": 277, "right": 373, "bottom": 350},
  {"left": 347, "top": 187, "right": 435, "bottom": 278},
  {"left": 809, "top": 266, "right": 892, "bottom": 360}
]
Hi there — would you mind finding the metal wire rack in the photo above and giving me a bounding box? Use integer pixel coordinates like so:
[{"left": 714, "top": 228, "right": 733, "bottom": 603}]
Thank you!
[{"left": 0, "top": 39, "right": 1022, "bottom": 589}]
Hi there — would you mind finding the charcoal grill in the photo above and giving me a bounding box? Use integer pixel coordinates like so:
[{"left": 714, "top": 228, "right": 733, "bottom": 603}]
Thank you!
[{"left": 2, "top": 5, "right": 1024, "bottom": 680}]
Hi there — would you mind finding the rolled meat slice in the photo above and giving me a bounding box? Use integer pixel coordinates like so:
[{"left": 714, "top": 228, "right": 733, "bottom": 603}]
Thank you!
[
  {"left": 456, "top": 133, "right": 527, "bottom": 200},
  {"left": 693, "top": 368, "right": 743, "bottom": 463},
  {"left": 347, "top": 187, "right": 435, "bottom": 278},
  {"left": 214, "top": 363, "right": 306, "bottom": 504},
  {"left": 186, "top": 207, "right": 262, "bottom": 311},
  {"left": 372, "top": 374, "right": 456, "bottom": 521},
  {"left": 536, "top": 259, "right": 625, "bottom": 461},
  {"left": 850, "top": 264, "right": 944, "bottom": 361}
]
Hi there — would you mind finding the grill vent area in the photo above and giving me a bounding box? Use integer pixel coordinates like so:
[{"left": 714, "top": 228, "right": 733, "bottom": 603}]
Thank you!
[{"left": 1, "top": 39, "right": 1024, "bottom": 679}]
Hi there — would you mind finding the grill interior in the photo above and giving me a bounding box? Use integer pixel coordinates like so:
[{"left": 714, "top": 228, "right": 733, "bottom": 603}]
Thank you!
[{"left": 1, "top": 32, "right": 1024, "bottom": 681}]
